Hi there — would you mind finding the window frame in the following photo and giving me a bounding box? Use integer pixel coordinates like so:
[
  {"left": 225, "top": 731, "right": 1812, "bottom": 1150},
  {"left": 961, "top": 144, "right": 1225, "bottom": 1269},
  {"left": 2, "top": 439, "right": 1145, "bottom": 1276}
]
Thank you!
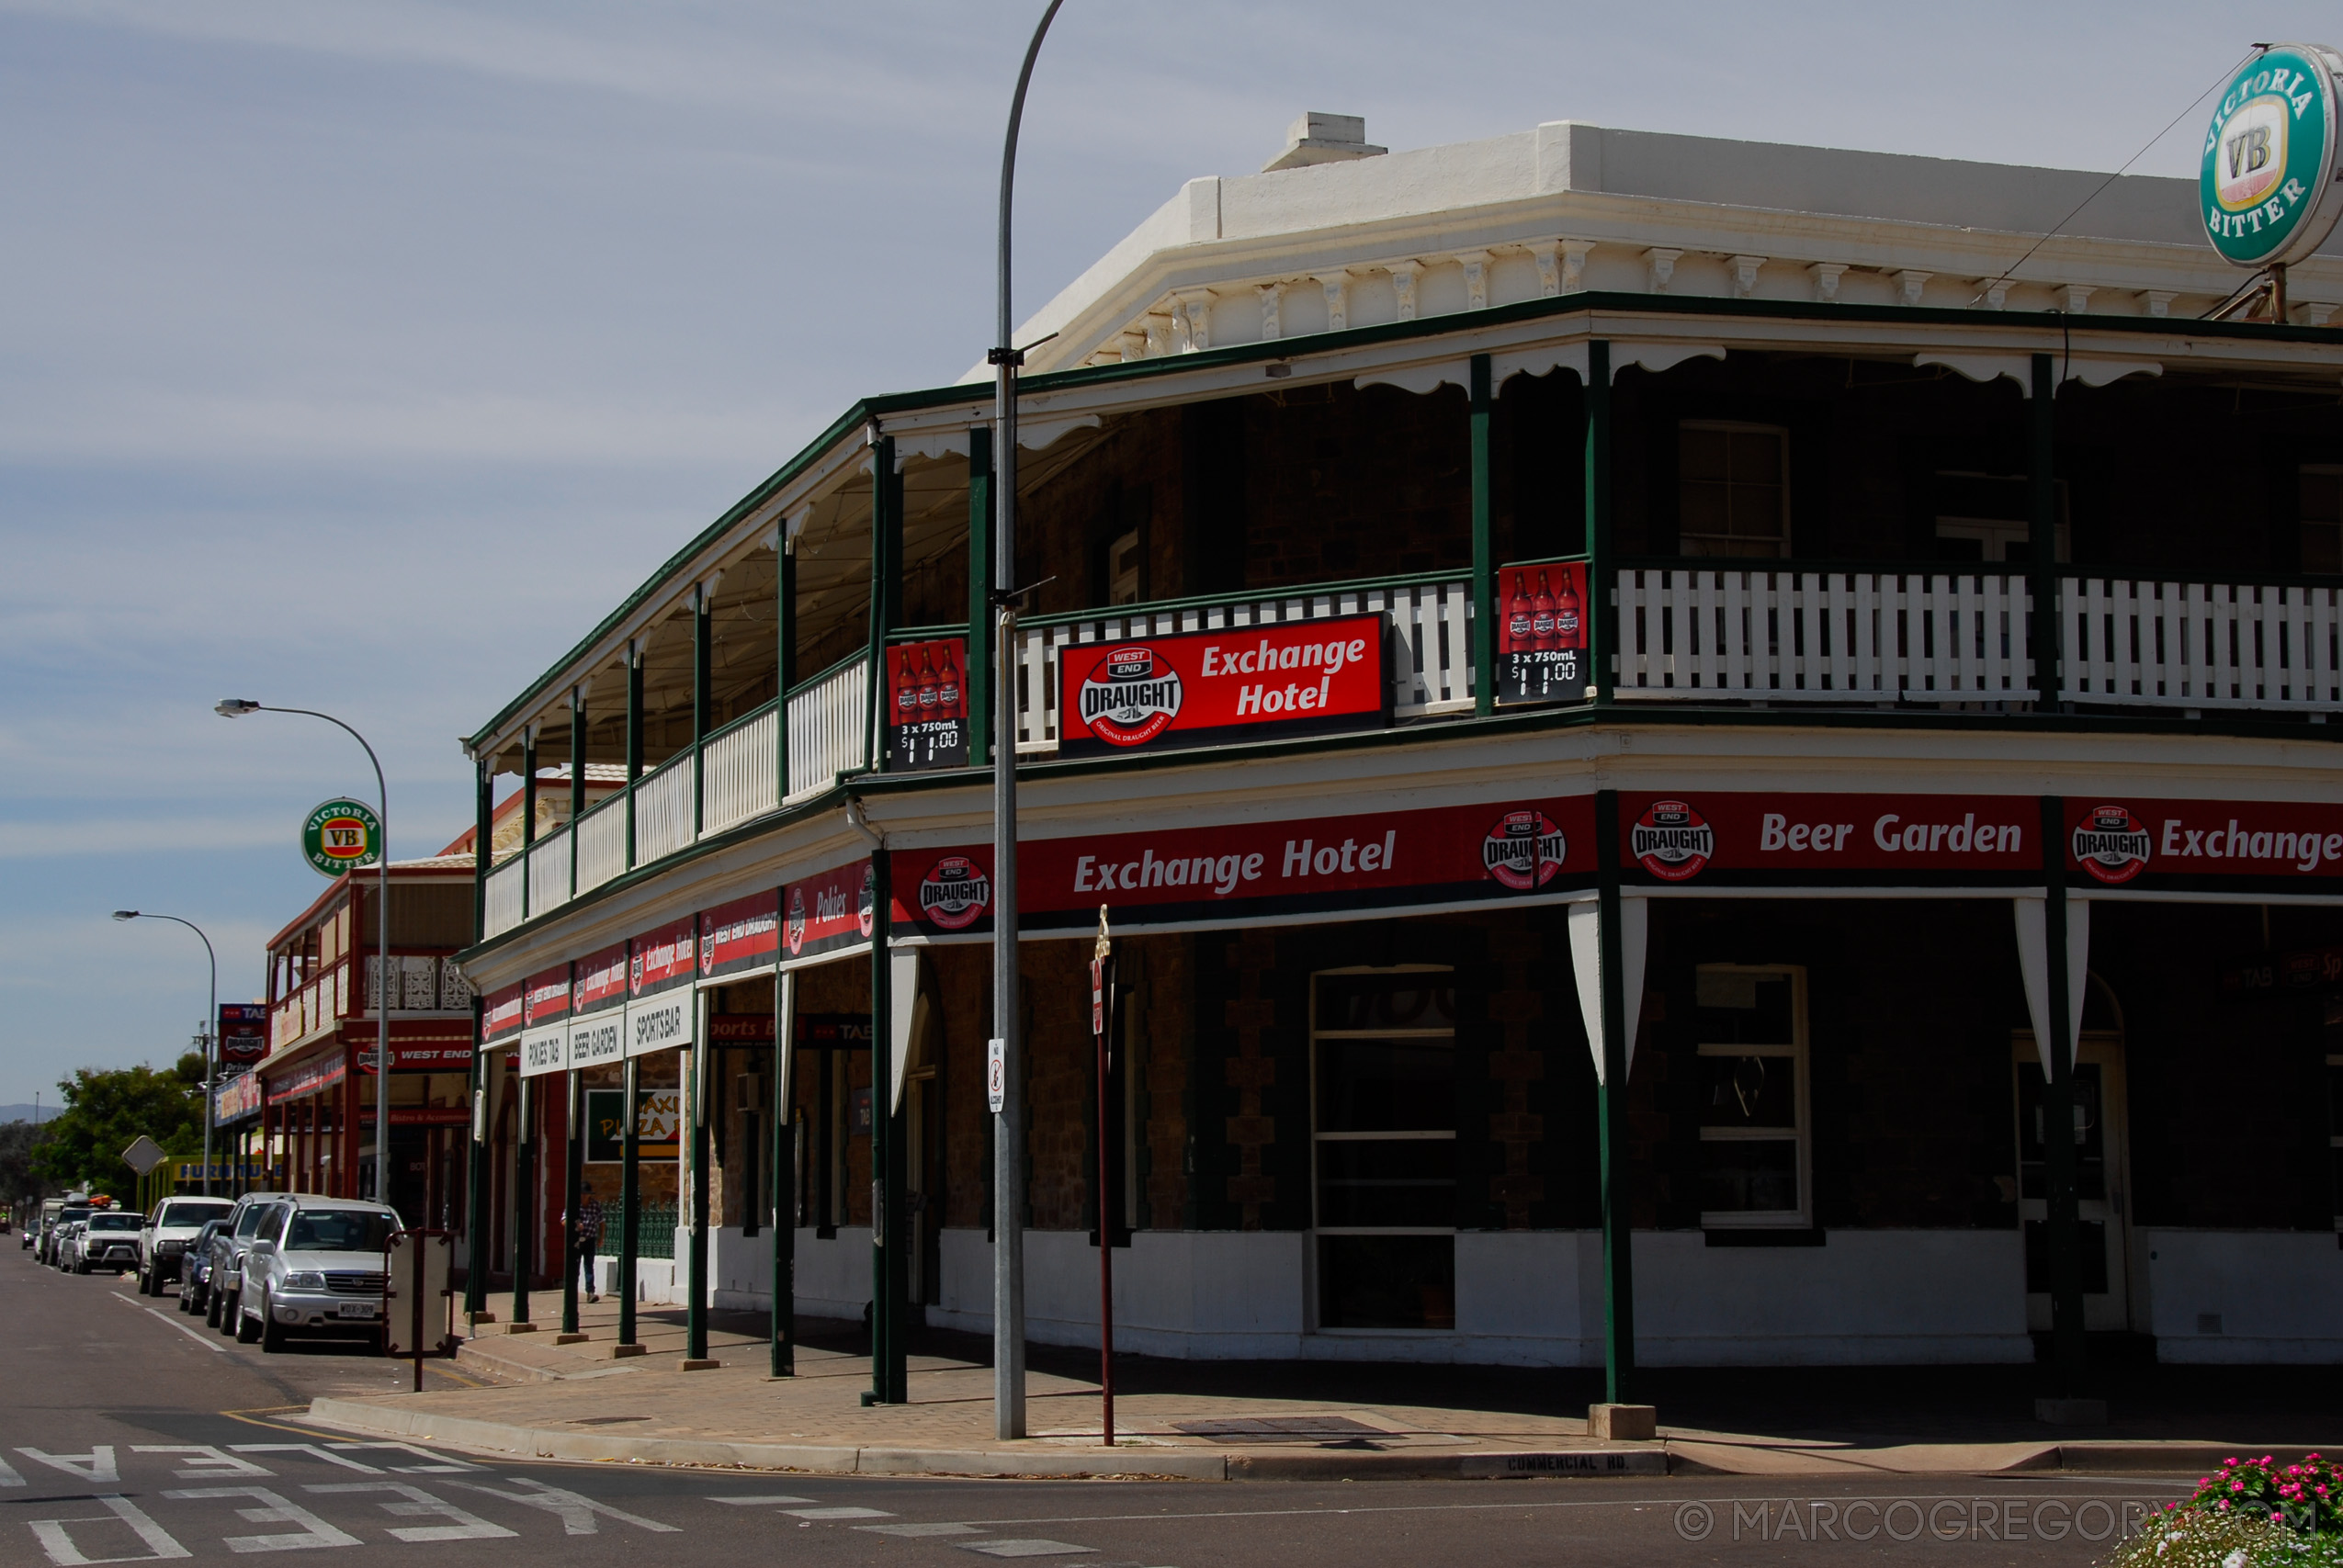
[
  {"left": 1308, "top": 963, "right": 1458, "bottom": 1334},
  {"left": 1677, "top": 420, "right": 1792, "bottom": 558},
  {"left": 2328, "top": 1050, "right": 2342, "bottom": 1234},
  {"left": 2301, "top": 465, "right": 2343, "bottom": 576},
  {"left": 1694, "top": 963, "right": 1813, "bottom": 1230}
]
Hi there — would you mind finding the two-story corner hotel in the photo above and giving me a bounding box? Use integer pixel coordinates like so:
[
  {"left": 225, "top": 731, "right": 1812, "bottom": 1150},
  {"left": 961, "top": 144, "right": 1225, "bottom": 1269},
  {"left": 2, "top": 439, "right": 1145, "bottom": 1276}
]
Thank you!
[{"left": 451, "top": 97, "right": 2343, "bottom": 1387}]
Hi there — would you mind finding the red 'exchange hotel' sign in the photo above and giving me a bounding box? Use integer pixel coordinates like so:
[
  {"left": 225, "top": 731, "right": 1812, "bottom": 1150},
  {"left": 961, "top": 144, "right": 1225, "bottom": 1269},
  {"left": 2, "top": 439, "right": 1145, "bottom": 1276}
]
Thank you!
[{"left": 1057, "top": 614, "right": 1388, "bottom": 758}]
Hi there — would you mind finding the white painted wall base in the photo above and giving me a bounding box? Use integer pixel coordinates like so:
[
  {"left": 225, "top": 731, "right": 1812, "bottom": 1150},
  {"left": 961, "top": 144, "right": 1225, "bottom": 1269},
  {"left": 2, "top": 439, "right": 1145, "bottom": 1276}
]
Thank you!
[{"left": 2142, "top": 1229, "right": 2343, "bottom": 1364}]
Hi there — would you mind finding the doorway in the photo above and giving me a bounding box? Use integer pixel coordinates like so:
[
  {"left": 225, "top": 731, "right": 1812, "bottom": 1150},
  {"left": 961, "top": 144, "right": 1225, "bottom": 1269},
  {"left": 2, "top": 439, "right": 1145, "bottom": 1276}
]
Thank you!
[{"left": 2012, "top": 1026, "right": 2134, "bottom": 1332}]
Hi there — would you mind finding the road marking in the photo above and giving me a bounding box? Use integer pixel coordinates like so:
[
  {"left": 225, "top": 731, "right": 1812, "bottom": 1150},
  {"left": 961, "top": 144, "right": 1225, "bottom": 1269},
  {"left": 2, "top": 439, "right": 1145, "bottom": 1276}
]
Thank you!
[
  {"left": 28, "top": 1492, "right": 191, "bottom": 1565},
  {"left": 960, "top": 1541, "right": 1096, "bottom": 1557},
  {"left": 707, "top": 1495, "right": 817, "bottom": 1506},
  {"left": 785, "top": 1506, "right": 893, "bottom": 1520},
  {"left": 163, "top": 1486, "right": 362, "bottom": 1552},
  {"left": 325, "top": 1442, "right": 480, "bottom": 1473},
  {"left": 231, "top": 1446, "right": 385, "bottom": 1474},
  {"left": 112, "top": 1292, "right": 228, "bottom": 1355},
  {"left": 452, "top": 1478, "right": 680, "bottom": 1535},
  {"left": 130, "top": 1447, "right": 274, "bottom": 1481},
  {"left": 860, "top": 1523, "right": 990, "bottom": 1538},
  {"left": 307, "top": 1482, "right": 517, "bottom": 1542},
  {"left": 17, "top": 1449, "right": 118, "bottom": 1483},
  {"left": 0, "top": 1452, "right": 21, "bottom": 1487}
]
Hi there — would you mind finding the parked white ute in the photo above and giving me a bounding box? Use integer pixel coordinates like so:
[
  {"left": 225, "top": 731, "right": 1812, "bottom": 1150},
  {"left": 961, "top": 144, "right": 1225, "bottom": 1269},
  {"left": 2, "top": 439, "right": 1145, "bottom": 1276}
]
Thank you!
[
  {"left": 234, "top": 1197, "right": 400, "bottom": 1353},
  {"left": 136, "top": 1195, "right": 233, "bottom": 1296}
]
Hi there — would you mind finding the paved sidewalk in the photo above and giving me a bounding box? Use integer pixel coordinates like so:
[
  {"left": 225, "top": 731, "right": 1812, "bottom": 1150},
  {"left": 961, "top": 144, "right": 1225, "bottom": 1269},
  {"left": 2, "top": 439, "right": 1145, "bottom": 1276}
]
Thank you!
[{"left": 302, "top": 1301, "right": 2338, "bottom": 1482}]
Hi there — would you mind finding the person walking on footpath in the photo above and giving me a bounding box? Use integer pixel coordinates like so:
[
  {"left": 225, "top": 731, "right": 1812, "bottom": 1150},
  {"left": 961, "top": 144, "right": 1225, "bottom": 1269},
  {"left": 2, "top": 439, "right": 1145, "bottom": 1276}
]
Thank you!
[{"left": 572, "top": 1191, "right": 604, "bottom": 1304}]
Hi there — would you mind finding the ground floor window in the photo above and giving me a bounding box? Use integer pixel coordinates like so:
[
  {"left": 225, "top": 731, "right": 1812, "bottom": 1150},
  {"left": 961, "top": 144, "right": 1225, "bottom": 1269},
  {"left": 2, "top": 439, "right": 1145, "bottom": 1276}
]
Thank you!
[
  {"left": 1311, "top": 966, "right": 1456, "bottom": 1330},
  {"left": 2327, "top": 1043, "right": 2342, "bottom": 1232},
  {"left": 1695, "top": 964, "right": 1811, "bottom": 1228}
]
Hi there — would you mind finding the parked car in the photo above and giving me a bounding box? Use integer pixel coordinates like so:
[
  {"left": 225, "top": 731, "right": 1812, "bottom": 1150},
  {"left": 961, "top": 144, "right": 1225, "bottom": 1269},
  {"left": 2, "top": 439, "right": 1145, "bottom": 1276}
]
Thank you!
[
  {"left": 74, "top": 1212, "right": 144, "bottom": 1275},
  {"left": 50, "top": 1220, "right": 85, "bottom": 1270},
  {"left": 207, "top": 1193, "right": 289, "bottom": 1334},
  {"left": 136, "top": 1195, "right": 234, "bottom": 1296},
  {"left": 177, "top": 1220, "right": 228, "bottom": 1314},
  {"left": 235, "top": 1197, "right": 399, "bottom": 1353},
  {"left": 39, "top": 1204, "right": 89, "bottom": 1265}
]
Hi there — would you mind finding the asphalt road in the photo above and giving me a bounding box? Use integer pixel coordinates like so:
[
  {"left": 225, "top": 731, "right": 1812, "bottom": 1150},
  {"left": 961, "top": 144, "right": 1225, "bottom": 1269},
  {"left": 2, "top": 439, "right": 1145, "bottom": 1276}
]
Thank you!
[{"left": 3, "top": 1244, "right": 2192, "bottom": 1567}]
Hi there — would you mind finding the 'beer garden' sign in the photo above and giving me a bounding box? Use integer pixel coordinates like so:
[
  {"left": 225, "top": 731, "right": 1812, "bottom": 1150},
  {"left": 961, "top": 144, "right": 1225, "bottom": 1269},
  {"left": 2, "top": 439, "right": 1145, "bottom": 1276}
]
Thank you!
[
  {"left": 301, "top": 797, "right": 382, "bottom": 878},
  {"left": 2201, "top": 44, "right": 2343, "bottom": 268}
]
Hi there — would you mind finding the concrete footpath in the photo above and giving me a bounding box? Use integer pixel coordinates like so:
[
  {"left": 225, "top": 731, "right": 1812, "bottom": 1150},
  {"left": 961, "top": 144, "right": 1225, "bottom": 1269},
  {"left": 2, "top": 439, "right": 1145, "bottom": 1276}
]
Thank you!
[{"left": 302, "top": 1302, "right": 2337, "bottom": 1483}]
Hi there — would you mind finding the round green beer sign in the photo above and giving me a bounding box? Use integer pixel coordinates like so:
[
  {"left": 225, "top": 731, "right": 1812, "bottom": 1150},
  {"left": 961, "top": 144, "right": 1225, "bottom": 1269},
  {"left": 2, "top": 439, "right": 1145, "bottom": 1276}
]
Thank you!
[
  {"left": 2201, "top": 44, "right": 2343, "bottom": 268},
  {"left": 301, "top": 797, "right": 382, "bottom": 878}
]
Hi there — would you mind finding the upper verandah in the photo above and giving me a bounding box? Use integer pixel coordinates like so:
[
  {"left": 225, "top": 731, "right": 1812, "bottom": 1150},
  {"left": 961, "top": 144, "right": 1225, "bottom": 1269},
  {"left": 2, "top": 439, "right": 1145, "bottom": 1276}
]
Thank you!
[{"left": 459, "top": 114, "right": 2343, "bottom": 774}]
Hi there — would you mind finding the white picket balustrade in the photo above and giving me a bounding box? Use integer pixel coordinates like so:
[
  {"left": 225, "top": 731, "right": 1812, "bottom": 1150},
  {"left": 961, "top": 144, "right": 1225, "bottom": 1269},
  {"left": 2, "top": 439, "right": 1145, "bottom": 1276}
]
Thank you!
[
  {"left": 574, "top": 794, "right": 628, "bottom": 894},
  {"left": 1615, "top": 568, "right": 2037, "bottom": 703},
  {"left": 481, "top": 855, "right": 526, "bottom": 939},
  {"left": 526, "top": 824, "right": 571, "bottom": 915},
  {"left": 787, "top": 660, "right": 868, "bottom": 801},
  {"left": 2063, "top": 578, "right": 2343, "bottom": 712},
  {"left": 1012, "top": 577, "right": 1475, "bottom": 752},
  {"left": 702, "top": 706, "right": 780, "bottom": 833},
  {"left": 634, "top": 754, "right": 696, "bottom": 863}
]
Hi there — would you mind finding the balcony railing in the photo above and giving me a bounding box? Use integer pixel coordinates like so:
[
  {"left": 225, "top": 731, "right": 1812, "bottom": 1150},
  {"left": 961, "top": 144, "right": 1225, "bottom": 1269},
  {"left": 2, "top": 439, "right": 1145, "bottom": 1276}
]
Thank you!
[
  {"left": 1616, "top": 567, "right": 2035, "bottom": 701},
  {"left": 2064, "top": 577, "right": 2341, "bottom": 711},
  {"left": 270, "top": 954, "right": 471, "bottom": 1050},
  {"left": 476, "top": 561, "right": 2342, "bottom": 944}
]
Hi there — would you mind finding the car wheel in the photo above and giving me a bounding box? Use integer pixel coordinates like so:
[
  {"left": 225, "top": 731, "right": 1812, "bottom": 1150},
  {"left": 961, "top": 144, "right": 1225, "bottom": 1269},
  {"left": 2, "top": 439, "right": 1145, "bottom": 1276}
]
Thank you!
[
  {"left": 208, "top": 1289, "right": 228, "bottom": 1330},
  {"left": 74, "top": 1258, "right": 89, "bottom": 1275},
  {"left": 260, "top": 1308, "right": 287, "bottom": 1354},
  {"left": 234, "top": 1300, "right": 262, "bottom": 1345}
]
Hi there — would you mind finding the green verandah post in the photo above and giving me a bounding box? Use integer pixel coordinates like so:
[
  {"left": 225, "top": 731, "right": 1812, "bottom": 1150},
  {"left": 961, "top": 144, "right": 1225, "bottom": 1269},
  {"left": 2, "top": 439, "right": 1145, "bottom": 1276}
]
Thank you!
[
  {"left": 1585, "top": 340, "right": 1614, "bottom": 705},
  {"left": 967, "top": 425, "right": 993, "bottom": 768},
  {"left": 1470, "top": 352, "right": 1495, "bottom": 716},
  {"left": 617, "top": 1053, "right": 641, "bottom": 1348},
  {"left": 2038, "top": 795, "right": 2088, "bottom": 1390},
  {"left": 771, "top": 962, "right": 796, "bottom": 1376},
  {"left": 1593, "top": 788, "right": 1636, "bottom": 1404},
  {"left": 686, "top": 989, "right": 709, "bottom": 1363}
]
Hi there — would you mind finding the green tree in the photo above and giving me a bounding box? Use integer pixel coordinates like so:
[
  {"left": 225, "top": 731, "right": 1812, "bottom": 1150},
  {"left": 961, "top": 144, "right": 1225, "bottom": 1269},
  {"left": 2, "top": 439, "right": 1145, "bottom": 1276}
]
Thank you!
[
  {"left": 30, "top": 1054, "right": 206, "bottom": 1198},
  {"left": 0, "top": 1119, "right": 58, "bottom": 1213}
]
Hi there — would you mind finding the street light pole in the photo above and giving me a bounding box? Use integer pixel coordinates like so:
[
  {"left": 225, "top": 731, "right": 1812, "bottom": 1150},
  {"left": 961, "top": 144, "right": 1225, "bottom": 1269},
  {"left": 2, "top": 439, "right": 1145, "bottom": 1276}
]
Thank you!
[
  {"left": 216, "top": 700, "right": 391, "bottom": 1206},
  {"left": 111, "top": 911, "right": 217, "bottom": 1197},
  {"left": 988, "top": 0, "right": 1064, "bottom": 1445}
]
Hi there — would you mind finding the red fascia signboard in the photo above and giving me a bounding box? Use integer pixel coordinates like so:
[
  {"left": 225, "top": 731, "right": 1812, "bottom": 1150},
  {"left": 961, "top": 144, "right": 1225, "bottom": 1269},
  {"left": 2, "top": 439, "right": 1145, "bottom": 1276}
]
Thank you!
[
  {"left": 524, "top": 964, "right": 572, "bottom": 1026},
  {"left": 574, "top": 942, "right": 628, "bottom": 1015},
  {"left": 2063, "top": 798, "right": 2343, "bottom": 891},
  {"left": 891, "top": 797, "right": 1596, "bottom": 939},
  {"left": 700, "top": 891, "right": 780, "bottom": 980},
  {"left": 783, "top": 860, "right": 875, "bottom": 961},
  {"left": 629, "top": 917, "right": 697, "bottom": 998},
  {"left": 1615, "top": 793, "right": 2040, "bottom": 887},
  {"left": 481, "top": 983, "right": 525, "bottom": 1042},
  {"left": 1057, "top": 614, "right": 1388, "bottom": 758},
  {"left": 709, "top": 1013, "right": 775, "bottom": 1043},
  {"left": 218, "top": 1003, "right": 268, "bottom": 1066}
]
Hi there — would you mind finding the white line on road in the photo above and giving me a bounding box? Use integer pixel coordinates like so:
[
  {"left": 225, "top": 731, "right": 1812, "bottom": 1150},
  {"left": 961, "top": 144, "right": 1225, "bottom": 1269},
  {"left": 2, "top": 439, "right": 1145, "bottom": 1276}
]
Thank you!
[
  {"left": 786, "top": 1506, "right": 894, "bottom": 1520},
  {"left": 111, "top": 1292, "right": 226, "bottom": 1354},
  {"left": 960, "top": 1541, "right": 1096, "bottom": 1558},
  {"left": 707, "top": 1495, "right": 816, "bottom": 1506},
  {"left": 29, "top": 1493, "right": 193, "bottom": 1564}
]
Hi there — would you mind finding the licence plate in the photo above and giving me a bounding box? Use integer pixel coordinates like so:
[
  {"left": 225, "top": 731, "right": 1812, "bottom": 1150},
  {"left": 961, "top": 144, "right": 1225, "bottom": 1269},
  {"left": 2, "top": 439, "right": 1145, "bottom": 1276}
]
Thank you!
[{"left": 335, "top": 1302, "right": 379, "bottom": 1319}]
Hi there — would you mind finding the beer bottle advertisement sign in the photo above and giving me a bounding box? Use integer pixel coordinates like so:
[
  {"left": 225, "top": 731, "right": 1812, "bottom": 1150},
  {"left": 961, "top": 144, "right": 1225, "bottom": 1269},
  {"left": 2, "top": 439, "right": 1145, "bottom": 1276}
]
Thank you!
[
  {"left": 1495, "top": 560, "right": 1589, "bottom": 705},
  {"left": 885, "top": 637, "right": 969, "bottom": 772}
]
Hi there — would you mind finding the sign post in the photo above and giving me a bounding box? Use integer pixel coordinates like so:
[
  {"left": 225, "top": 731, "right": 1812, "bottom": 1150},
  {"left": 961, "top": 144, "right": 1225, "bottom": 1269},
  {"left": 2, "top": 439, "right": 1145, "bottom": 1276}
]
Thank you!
[
  {"left": 385, "top": 1229, "right": 456, "bottom": 1393},
  {"left": 1090, "top": 905, "right": 1115, "bottom": 1449}
]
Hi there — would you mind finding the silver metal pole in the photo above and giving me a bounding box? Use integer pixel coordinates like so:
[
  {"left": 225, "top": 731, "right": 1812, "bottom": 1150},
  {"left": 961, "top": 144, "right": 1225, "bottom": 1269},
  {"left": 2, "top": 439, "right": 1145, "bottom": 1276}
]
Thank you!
[{"left": 990, "top": 0, "right": 1063, "bottom": 1443}]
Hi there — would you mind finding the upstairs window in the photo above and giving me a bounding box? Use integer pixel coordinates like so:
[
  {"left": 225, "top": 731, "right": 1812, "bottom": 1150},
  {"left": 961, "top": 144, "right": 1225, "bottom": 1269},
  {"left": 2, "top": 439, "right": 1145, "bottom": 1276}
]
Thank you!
[
  {"left": 1679, "top": 423, "right": 1789, "bottom": 558},
  {"left": 2303, "top": 467, "right": 2343, "bottom": 575}
]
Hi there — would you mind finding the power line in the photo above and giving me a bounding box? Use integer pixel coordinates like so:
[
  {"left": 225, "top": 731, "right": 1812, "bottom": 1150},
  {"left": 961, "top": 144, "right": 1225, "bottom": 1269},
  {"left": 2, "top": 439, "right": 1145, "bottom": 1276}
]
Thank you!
[{"left": 1966, "top": 48, "right": 2261, "bottom": 308}]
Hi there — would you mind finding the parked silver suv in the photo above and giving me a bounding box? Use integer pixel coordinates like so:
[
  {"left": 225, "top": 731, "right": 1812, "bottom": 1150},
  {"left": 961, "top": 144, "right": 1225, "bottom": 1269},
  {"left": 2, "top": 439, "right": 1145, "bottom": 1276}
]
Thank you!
[{"left": 235, "top": 1197, "right": 399, "bottom": 1353}]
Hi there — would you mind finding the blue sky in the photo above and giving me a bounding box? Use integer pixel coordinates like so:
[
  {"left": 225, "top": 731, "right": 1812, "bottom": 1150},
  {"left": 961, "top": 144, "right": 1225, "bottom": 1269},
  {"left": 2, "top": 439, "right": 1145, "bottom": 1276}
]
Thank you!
[{"left": 3, "top": 1, "right": 2330, "bottom": 1105}]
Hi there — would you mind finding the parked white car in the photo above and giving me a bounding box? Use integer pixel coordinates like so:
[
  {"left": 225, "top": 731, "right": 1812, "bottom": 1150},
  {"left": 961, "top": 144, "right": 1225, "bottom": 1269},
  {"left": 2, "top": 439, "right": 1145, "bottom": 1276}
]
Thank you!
[
  {"left": 235, "top": 1197, "right": 399, "bottom": 1353},
  {"left": 71, "top": 1212, "right": 143, "bottom": 1275},
  {"left": 137, "top": 1196, "right": 234, "bottom": 1296}
]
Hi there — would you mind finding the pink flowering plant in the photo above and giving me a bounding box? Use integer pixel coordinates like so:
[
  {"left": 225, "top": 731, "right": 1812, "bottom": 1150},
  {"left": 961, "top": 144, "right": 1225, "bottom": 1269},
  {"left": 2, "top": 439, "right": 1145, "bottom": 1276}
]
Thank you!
[{"left": 2181, "top": 1455, "right": 2342, "bottom": 1539}]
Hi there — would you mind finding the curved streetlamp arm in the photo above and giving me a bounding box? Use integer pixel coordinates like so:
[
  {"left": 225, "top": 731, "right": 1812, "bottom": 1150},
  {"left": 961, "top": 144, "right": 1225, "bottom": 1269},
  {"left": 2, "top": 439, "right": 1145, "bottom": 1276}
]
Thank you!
[
  {"left": 995, "top": 0, "right": 1065, "bottom": 356},
  {"left": 117, "top": 912, "right": 219, "bottom": 1197},
  {"left": 255, "top": 705, "right": 388, "bottom": 821}
]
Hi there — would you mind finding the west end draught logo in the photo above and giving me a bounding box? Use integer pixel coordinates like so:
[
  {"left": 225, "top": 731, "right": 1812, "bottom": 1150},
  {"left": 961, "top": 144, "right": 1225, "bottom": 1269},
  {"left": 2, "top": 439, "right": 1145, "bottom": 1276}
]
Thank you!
[
  {"left": 1077, "top": 645, "right": 1183, "bottom": 748},
  {"left": 2201, "top": 44, "right": 2343, "bottom": 268},
  {"left": 1632, "top": 799, "right": 1715, "bottom": 882},
  {"left": 786, "top": 885, "right": 808, "bottom": 955},
  {"left": 918, "top": 856, "right": 990, "bottom": 931},
  {"left": 300, "top": 797, "right": 381, "bottom": 879},
  {"left": 1483, "top": 810, "right": 1567, "bottom": 891},
  {"left": 857, "top": 864, "right": 877, "bottom": 938},
  {"left": 2073, "top": 805, "right": 2152, "bottom": 885}
]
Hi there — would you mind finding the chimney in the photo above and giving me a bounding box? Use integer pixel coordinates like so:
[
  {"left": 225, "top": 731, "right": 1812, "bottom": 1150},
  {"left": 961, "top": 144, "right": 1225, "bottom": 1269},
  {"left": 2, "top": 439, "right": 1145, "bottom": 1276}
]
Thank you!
[{"left": 1261, "top": 111, "right": 1387, "bottom": 173}]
